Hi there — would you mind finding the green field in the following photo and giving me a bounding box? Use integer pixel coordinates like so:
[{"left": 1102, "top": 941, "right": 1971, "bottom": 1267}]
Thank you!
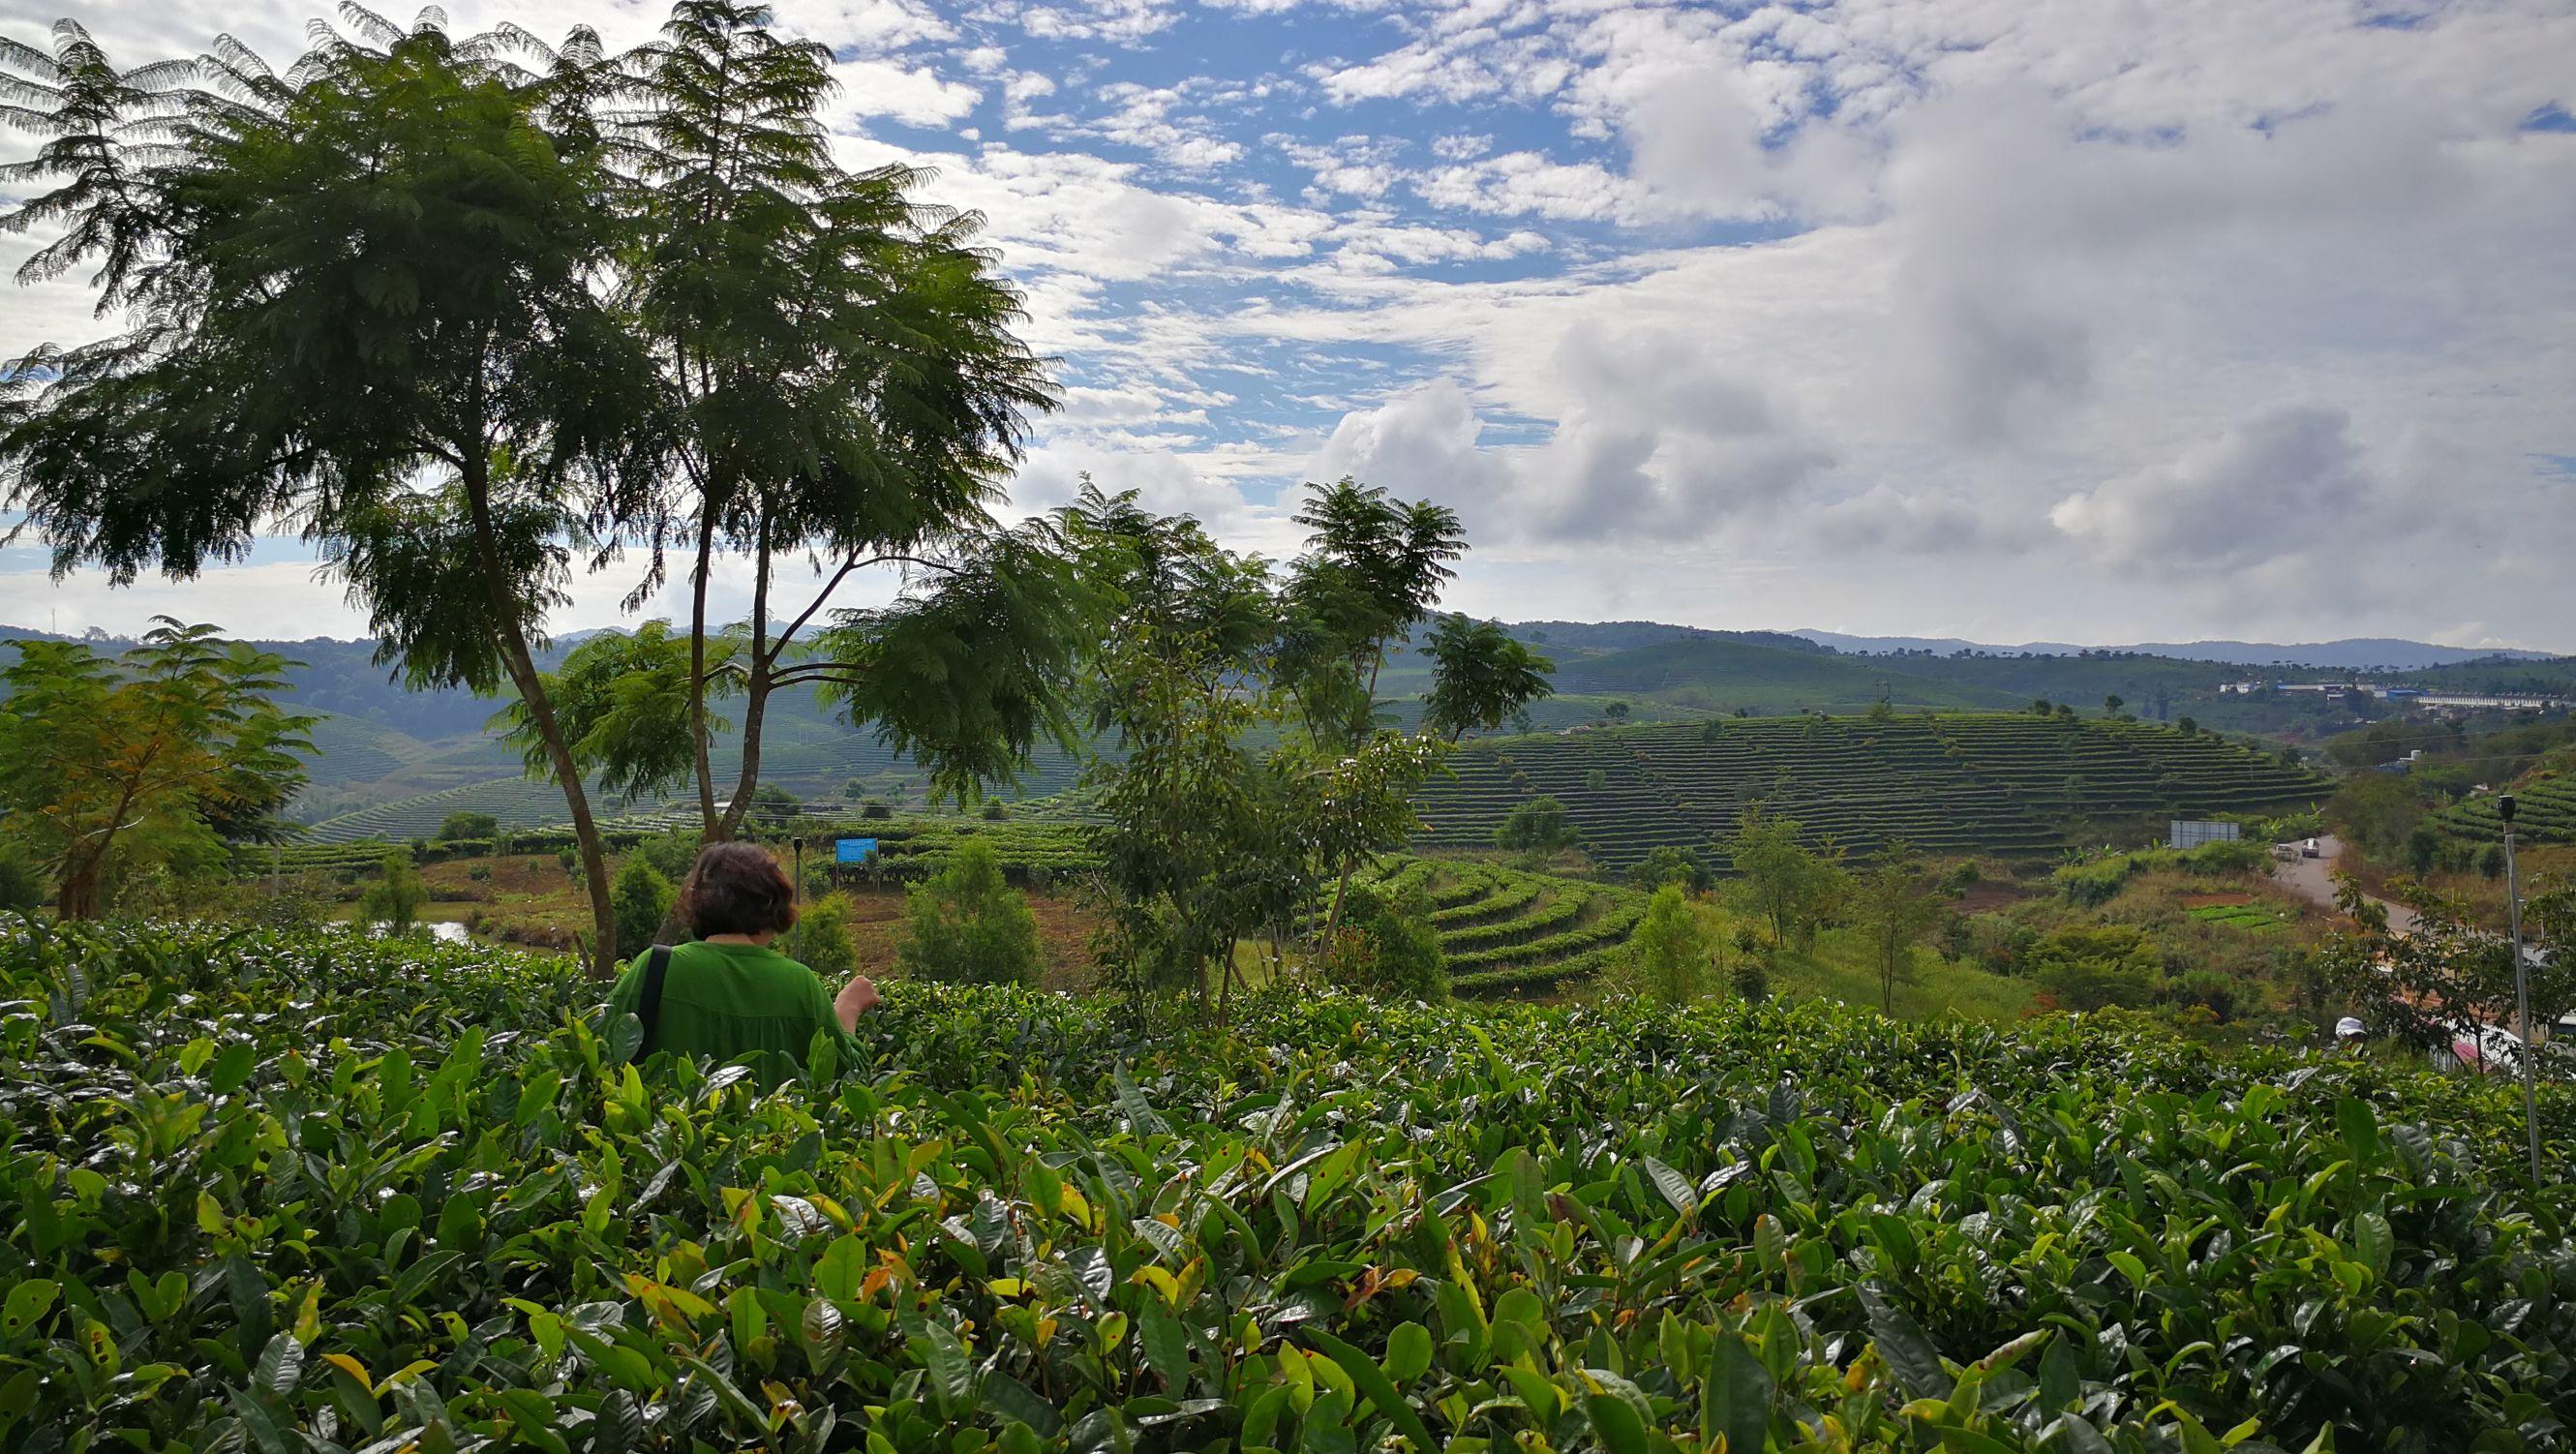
[
  {"left": 1414, "top": 712, "right": 2327, "bottom": 870},
  {"left": 5, "top": 918, "right": 2569, "bottom": 1451}
]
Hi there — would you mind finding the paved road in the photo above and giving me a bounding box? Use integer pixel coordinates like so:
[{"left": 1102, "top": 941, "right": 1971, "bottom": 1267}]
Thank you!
[{"left": 2271, "top": 833, "right": 2418, "bottom": 936}]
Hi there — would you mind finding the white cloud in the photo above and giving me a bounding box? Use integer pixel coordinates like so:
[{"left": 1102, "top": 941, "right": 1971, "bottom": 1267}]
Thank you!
[
  {"left": 2051, "top": 406, "right": 2375, "bottom": 569},
  {"left": 824, "top": 57, "right": 982, "bottom": 126}
]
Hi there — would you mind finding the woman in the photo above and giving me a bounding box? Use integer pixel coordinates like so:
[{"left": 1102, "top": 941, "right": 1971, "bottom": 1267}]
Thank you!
[{"left": 606, "top": 841, "right": 879, "bottom": 1083}]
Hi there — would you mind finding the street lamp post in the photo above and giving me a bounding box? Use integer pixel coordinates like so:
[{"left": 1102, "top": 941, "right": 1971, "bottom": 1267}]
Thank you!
[{"left": 2502, "top": 793, "right": 2543, "bottom": 1182}]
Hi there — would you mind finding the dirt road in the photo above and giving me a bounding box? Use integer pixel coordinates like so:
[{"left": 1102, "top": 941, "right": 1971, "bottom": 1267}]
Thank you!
[{"left": 2271, "top": 834, "right": 2418, "bottom": 935}]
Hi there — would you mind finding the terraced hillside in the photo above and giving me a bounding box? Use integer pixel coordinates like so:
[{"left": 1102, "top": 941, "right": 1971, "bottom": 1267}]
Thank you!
[
  {"left": 1364, "top": 859, "right": 1645, "bottom": 998},
  {"left": 1414, "top": 712, "right": 2327, "bottom": 870},
  {"left": 2428, "top": 771, "right": 2576, "bottom": 846}
]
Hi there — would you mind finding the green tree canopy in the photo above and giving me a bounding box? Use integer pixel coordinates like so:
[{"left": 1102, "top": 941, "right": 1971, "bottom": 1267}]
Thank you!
[
  {"left": 1420, "top": 614, "right": 1553, "bottom": 742},
  {"left": 0, "top": 619, "right": 312, "bottom": 917}
]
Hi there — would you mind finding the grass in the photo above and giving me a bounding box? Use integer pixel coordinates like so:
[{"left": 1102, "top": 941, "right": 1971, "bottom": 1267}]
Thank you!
[{"left": 1754, "top": 923, "right": 2040, "bottom": 1022}]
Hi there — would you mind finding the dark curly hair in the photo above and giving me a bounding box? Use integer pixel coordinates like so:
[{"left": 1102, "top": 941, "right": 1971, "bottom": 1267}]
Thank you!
[{"left": 678, "top": 841, "right": 800, "bottom": 938}]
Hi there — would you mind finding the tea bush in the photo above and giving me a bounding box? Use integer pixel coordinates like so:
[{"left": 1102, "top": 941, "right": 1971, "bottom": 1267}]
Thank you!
[{"left": 1, "top": 917, "right": 2571, "bottom": 1453}]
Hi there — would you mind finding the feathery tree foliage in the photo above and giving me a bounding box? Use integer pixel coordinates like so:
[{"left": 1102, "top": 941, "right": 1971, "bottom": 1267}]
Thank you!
[
  {"left": 1074, "top": 479, "right": 1531, "bottom": 1001},
  {"left": 0, "top": 4, "right": 1073, "bottom": 966},
  {"left": 615, "top": 0, "right": 1061, "bottom": 840},
  {"left": 0, "top": 619, "right": 313, "bottom": 917},
  {"left": 0, "top": 12, "right": 660, "bottom": 972},
  {"left": 497, "top": 620, "right": 730, "bottom": 805},
  {"left": 1421, "top": 612, "right": 1555, "bottom": 742}
]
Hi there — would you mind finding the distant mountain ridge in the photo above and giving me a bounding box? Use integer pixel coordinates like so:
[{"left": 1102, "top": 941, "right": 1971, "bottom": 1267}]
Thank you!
[{"left": 1788, "top": 630, "right": 2561, "bottom": 672}]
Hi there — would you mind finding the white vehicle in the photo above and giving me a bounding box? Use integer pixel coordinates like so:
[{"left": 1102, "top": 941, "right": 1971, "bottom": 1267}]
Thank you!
[{"left": 2302, "top": 837, "right": 2321, "bottom": 859}]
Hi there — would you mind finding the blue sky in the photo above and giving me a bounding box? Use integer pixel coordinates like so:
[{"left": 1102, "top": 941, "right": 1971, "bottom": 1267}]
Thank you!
[{"left": 4, "top": 0, "right": 2575, "bottom": 649}]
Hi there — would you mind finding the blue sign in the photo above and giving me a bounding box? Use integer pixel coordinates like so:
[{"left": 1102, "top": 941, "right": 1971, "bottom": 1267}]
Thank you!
[{"left": 835, "top": 837, "right": 878, "bottom": 864}]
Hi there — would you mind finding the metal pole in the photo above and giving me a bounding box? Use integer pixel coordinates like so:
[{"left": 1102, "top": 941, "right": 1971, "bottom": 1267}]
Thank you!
[{"left": 2502, "top": 794, "right": 2543, "bottom": 1182}]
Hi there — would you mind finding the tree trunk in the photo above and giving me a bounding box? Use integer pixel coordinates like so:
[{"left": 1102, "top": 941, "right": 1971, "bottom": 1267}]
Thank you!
[
  {"left": 54, "top": 856, "right": 100, "bottom": 919},
  {"left": 461, "top": 459, "right": 619, "bottom": 980},
  {"left": 716, "top": 514, "right": 775, "bottom": 841},
  {"left": 493, "top": 627, "right": 616, "bottom": 978},
  {"left": 688, "top": 507, "right": 723, "bottom": 842}
]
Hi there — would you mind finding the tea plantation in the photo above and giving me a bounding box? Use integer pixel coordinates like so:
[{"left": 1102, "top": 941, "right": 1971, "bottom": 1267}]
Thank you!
[
  {"left": 1365, "top": 860, "right": 1648, "bottom": 998},
  {"left": 2430, "top": 772, "right": 2576, "bottom": 847},
  {"left": 1416, "top": 714, "right": 2327, "bottom": 870},
  {"left": 6, "top": 919, "right": 2572, "bottom": 1452}
]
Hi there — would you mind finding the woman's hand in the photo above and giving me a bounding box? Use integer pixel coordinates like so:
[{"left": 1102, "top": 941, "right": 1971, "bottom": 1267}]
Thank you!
[{"left": 834, "top": 973, "right": 881, "bottom": 1032}]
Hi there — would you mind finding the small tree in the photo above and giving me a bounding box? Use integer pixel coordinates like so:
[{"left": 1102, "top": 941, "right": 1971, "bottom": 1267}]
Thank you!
[
  {"left": 2321, "top": 875, "right": 2576, "bottom": 1053},
  {"left": 360, "top": 852, "right": 428, "bottom": 936},
  {"left": 2030, "top": 699, "right": 2051, "bottom": 716},
  {"left": 1628, "top": 885, "right": 1715, "bottom": 1005},
  {"left": 1603, "top": 700, "right": 1631, "bottom": 722},
  {"left": 438, "top": 810, "right": 500, "bottom": 842},
  {"left": 2104, "top": 694, "right": 2125, "bottom": 717},
  {"left": 0, "top": 620, "right": 314, "bottom": 917},
  {"left": 2175, "top": 715, "right": 2198, "bottom": 737},
  {"left": 750, "top": 782, "right": 803, "bottom": 830},
  {"left": 1852, "top": 842, "right": 1943, "bottom": 1013},
  {"left": 1496, "top": 796, "right": 1574, "bottom": 852},
  {"left": 1727, "top": 806, "right": 1845, "bottom": 951},
  {"left": 897, "top": 836, "right": 1043, "bottom": 985},
  {"left": 610, "top": 857, "right": 677, "bottom": 960}
]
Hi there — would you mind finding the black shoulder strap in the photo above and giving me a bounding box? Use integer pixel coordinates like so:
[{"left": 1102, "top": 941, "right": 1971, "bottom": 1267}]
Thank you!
[{"left": 638, "top": 944, "right": 673, "bottom": 1054}]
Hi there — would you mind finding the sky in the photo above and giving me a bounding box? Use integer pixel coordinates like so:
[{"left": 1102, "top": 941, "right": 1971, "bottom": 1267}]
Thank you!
[{"left": 3, "top": 0, "right": 2574, "bottom": 651}]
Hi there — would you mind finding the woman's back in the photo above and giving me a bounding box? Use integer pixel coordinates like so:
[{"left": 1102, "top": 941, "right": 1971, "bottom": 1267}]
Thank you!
[
  {"left": 607, "top": 940, "right": 850, "bottom": 1073},
  {"left": 603, "top": 841, "right": 876, "bottom": 1087}
]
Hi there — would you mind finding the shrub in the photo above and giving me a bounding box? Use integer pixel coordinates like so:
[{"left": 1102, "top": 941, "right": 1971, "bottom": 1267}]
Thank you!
[
  {"left": 981, "top": 799, "right": 1010, "bottom": 821},
  {"left": 436, "top": 810, "right": 500, "bottom": 841},
  {"left": 1321, "top": 885, "right": 1448, "bottom": 1002},
  {"left": 610, "top": 857, "right": 677, "bottom": 960},
  {"left": 2029, "top": 924, "right": 2161, "bottom": 1010},
  {"left": 358, "top": 851, "right": 427, "bottom": 935},
  {"left": 897, "top": 837, "right": 1042, "bottom": 985},
  {"left": 465, "top": 862, "right": 493, "bottom": 882},
  {"left": 777, "top": 892, "right": 860, "bottom": 978},
  {"left": 9, "top": 918, "right": 2576, "bottom": 1451},
  {"left": 862, "top": 799, "right": 893, "bottom": 820},
  {"left": 1730, "top": 952, "right": 1771, "bottom": 1003},
  {"left": 1495, "top": 795, "right": 1573, "bottom": 851},
  {"left": 1629, "top": 844, "right": 1712, "bottom": 895},
  {"left": 2053, "top": 859, "right": 2131, "bottom": 908},
  {"left": 1626, "top": 884, "right": 1715, "bottom": 1005},
  {"left": 631, "top": 828, "right": 701, "bottom": 883}
]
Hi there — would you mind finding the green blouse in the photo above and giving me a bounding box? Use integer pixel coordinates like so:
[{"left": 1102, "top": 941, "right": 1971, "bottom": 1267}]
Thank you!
[{"left": 605, "top": 940, "right": 858, "bottom": 1088}]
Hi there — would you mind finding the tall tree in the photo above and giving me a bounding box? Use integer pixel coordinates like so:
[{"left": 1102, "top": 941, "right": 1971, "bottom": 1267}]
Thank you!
[
  {"left": 616, "top": 0, "right": 1056, "bottom": 839},
  {"left": 0, "top": 620, "right": 313, "bottom": 917},
  {"left": 0, "top": 15, "right": 658, "bottom": 973}
]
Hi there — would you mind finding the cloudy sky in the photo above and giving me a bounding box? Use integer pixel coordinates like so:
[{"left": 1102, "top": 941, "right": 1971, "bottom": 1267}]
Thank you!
[{"left": 4, "top": 0, "right": 2573, "bottom": 650}]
